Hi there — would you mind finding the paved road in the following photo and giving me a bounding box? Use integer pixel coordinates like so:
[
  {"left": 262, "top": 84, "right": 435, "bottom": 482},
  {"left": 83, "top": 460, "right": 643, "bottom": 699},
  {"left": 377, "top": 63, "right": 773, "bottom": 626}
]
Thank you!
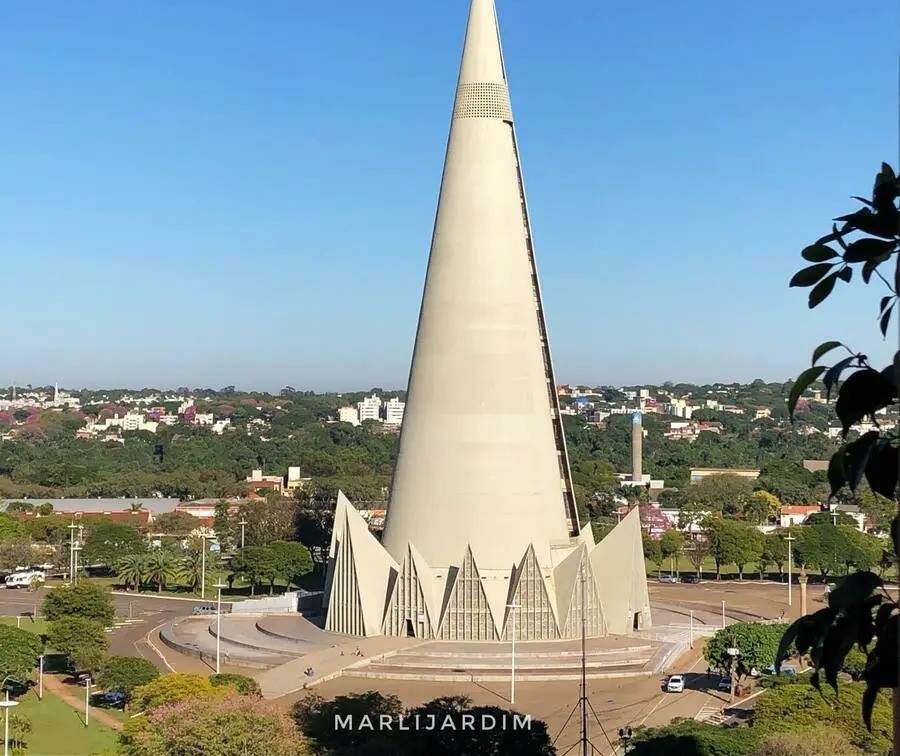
[{"left": 0, "top": 587, "right": 198, "bottom": 672}]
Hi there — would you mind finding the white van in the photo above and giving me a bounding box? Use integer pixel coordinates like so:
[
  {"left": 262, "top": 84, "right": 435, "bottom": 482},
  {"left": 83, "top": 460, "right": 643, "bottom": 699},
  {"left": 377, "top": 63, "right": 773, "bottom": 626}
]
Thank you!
[{"left": 4, "top": 571, "right": 45, "bottom": 589}]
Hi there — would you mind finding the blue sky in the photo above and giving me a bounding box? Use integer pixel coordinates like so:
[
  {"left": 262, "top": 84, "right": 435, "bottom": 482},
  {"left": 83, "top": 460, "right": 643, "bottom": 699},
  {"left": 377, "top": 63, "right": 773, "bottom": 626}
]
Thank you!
[{"left": 2, "top": 0, "right": 897, "bottom": 391}]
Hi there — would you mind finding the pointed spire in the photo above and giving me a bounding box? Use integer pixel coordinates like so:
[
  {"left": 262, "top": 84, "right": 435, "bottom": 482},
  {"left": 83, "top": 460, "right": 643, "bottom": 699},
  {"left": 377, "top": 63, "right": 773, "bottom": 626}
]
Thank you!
[{"left": 458, "top": 0, "right": 506, "bottom": 85}]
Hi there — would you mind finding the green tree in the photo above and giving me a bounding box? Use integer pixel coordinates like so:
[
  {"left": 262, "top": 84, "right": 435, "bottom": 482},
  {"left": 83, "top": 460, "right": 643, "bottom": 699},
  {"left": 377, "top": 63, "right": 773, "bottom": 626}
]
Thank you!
[
  {"left": 98, "top": 656, "right": 160, "bottom": 697},
  {"left": 182, "top": 544, "right": 218, "bottom": 594},
  {"left": 42, "top": 582, "right": 116, "bottom": 626},
  {"left": 212, "top": 502, "right": 235, "bottom": 551},
  {"left": 144, "top": 549, "right": 182, "bottom": 593},
  {"left": 0, "top": 625, "right": 43, "bottom": 680},
  {"left": 209, "top": 673, "right": 261, "bottom": 696},
  {"left": 793, "top": 524, "right": 854, "bottom": 580},
  {"left": 268, "top": 540, "right": 314, "bottom": 589},
  {"left": 659, "top": 529, "right": 685, "bottom": 576},
  {"left": 232, "top": 545, "right": 278, "bottom": 596},
  {"left": 117, "top": 553, "right": 147, "bottom": 592},
  {"left": 702, "top": 517, "right": 744, "bottom": 579},
  {"left": 762, "top": 533, "right": 788, "bottom": 579},
  {"left": 734, "top": 524, "right": 764, "bottom": 581},
  {"left": 46, "top": 616, "right": 108, "bottom": 672},
  {"left": 752, "top": 727, "right": 861, "bottom": 756},
  {"left": 0, "top": 540, "right": 35, "bottom": 572},
  {"left": 704, "top": 622, "right": 792, "bottom": 682},
  {"left": 153, "top": 511, "right": 200, "bottom": 537},
  {"left": 858, "top": 491, "right": 895, "bottom": 533},
  {"left": 119, "top": 690, "right": 306, "bottom": 756},
  {"left": 130, "top": 673, "right": 221, "bottom": 712},
  {"left": 629, "top": 719, "right": 758, "bottom": 756},
  {"left": 0, "top": 514, "right": 25, "bottom": 542},
  {"left": 684, "top": 474, "right": 755, "bottom": 515},
  {"left": 641, "top": 532, "right": 663, "bottom": 575},
  {"left": 81, "top": 520, "right": 145, "bottom": 566}
]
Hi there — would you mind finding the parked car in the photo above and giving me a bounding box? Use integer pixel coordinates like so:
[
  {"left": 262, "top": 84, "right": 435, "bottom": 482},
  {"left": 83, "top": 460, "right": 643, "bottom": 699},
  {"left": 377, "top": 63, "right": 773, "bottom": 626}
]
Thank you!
[
  {"left": 666, "top": 675, "right": 685, "bottom": 693},
  {"left": 92, "top": 690, "right": 127, "bottom": 708},
  {"left": 762, "top": 664, "right": 797, "bottom": 677},
  {"left": 717, "top": 676, "right": 732, "bottom": 692},
  {"left": 682, "top": 574, "right": 701, "bottom": 584},
  {"left": 658, "top": 575, "right": 679, "bottom": 583},
  {"left": 192, "top": 604, "right": 217, "bottom": 616}
]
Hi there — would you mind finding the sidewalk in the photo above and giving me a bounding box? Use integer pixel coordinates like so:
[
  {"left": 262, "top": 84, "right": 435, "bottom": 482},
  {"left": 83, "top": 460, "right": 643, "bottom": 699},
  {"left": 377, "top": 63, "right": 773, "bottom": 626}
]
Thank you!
[{"left": 42, "top": 675, "right": 123, "bottom": 731}]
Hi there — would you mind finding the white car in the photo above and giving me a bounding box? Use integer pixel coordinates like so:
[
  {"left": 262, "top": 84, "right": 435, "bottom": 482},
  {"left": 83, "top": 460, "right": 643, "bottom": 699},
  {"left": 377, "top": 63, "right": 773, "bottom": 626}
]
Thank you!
[{"left": 666, "top": 674, "right": 685, "bottom": 693}]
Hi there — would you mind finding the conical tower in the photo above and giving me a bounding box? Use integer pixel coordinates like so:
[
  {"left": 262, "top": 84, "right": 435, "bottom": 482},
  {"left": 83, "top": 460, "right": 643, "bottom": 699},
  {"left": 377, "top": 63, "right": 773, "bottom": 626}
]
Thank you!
[
  {"left": 323, "top": 0, "right": 651, "bottom": 642},
  {"left": 381, "top": 0, "right": 580, "bottom": 573}
]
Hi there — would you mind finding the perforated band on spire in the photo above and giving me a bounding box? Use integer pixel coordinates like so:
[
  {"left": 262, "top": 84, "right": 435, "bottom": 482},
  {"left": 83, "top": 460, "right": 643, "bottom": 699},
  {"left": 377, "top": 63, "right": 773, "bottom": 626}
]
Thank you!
[{"left": 453, "top": 82, "right": 513, "bottom": 120}]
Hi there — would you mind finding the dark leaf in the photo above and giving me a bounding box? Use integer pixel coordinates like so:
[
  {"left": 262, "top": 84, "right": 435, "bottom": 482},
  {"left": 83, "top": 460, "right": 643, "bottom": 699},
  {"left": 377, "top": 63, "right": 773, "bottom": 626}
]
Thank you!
[
  {"left": 862, "top": 684, "right": 879, "bottom": 731},
  {"left": 834, "top": 369, "right": 896, "bottom": 434},
  {"left": 851, "top": 195, "right": 874, "bottom": 208},
  {"left": 879, "top": 295, "right": 892, "bottom": 315},
  {"left": 788, "top": 366, "right": 825, "bottom": 419},
  {"left": 821, "top": 616, "right": 857, "bottom": 693},
  {"left": 855, "top": 594, "right": 882, "bottom": 650},
  {"left": 811, "top": 340, "right": 845, "bottom": 366},
  {"left": 790, "top": 263, "right": 835, "bottom": 288},
  {"left": 801, "top": 244, "right": 839, "bottom": 262},
  {"left": 843, "top": 238, "right": 894, "bottom": 263},
  {"left": 809, "top": 273, "right": 838, "bottom": 308},
  {"left": 837, "top": 266, "right": 852, "bottom": 283},
  {"left": 827, "top": 451, "right": 847, "bottom": 497},
  {"left": 834, "top": 208, "right": 896, "bottom": 239},
  {"left": 810, "top": 669, "right": 821, "bottom": 692},
  {"left": 776, "top": 615, "right": 818, "bottom": 668},
  {"left": 873, "top": 602, "right": 895, "bottom": 636},
  {"left": 879, "top": 303, "right": 893, "bottom": 337},
  {"left": 827, "top": 571, "right": 883, "bottom": 610},
  {"left": 861, "top": 254, "right": 891, "bottom": 283},
  {"left": 823, "top": 355, "right": 858, "bottom": 399},
  {"left": 865, "top": 441, "right": 899, "bottom": 499},
  {"left": 843, "top": 431, "right": 880, "bottom": 491},
  {"left": 879, "top": 162, "right": 896, "bottom": 182}
]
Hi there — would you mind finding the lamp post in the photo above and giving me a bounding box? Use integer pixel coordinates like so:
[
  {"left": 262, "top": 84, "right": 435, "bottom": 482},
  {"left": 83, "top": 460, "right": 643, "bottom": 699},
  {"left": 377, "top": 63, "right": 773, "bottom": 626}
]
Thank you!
[
  {"left": 239, "top": 519, "right": 248, "bottom": 549},
  {"left": 84, "top": 678, "right": 91, "bottom": 727},
  {"left": 785, "top": 533, "right": 796, "bottom": 609},
  {"left": 0, "top": 692, "right": 18, "bottom": 756},
  {"left": 38, "top": 655, "right": 43, "bottom": 701},
  {"left": 721, "top": 600, "right": 726, "bottom": 629},
  {"left": 689, "top": 610, "right": 694, "bottom": 649},
  {"left": 506, "top": 602, "right": 518, "bottom": 705},
  {"left": 68, "top": 522, "right": 78, "bottom": 582},
  {"left": 73, "top": 544, "right": 82, "bottom": 586},
  {"left": 214, "top": 582, "right": 228, "bottom": 674},
  {"left": 618, "top": 726, "right": 633, "bottom": 754}
]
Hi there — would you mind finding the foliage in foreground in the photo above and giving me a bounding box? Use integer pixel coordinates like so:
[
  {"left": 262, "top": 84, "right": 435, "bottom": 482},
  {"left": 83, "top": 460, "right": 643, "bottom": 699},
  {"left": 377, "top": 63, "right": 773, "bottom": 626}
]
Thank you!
[
  {"left": 753, "top": 680, "right": 892, "bottom": 755},
  {"left": 129, "top": 673, "right": 224, "bottom": 712},
  {"left": 45, "top": 616, "right": 108, "bottom": 673},
  {"left": 782, "top": 162, "right": 900, "bottom": 729},
  {"left": 629, "top": 718, "right": 757, "bottom": 756},
  {"left": 292, "top": 691, "right": 555, "bottom": 755},
  {"left": 209, "top": 673, "right": 262, "bottom": 696},
  {"left": 119, "top": 690, "right": 305, "bottom": 756}
]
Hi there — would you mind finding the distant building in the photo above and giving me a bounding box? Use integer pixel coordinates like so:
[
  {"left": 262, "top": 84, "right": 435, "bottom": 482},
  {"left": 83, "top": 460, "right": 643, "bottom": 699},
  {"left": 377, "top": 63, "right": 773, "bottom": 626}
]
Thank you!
[
  {"left": 689, "top": 467, "right": 760, "bottom": 483},
  {"left": 384, "top": 397, "right": 406, "bottom": 425},
  {"left": 754, "top": 408, "right": 772, "bottom": 420},
  {"left": 802, "top": 459, "right": 829, "bottom": 473},
  {"left": 357, "top": 395, "right": 382, "bottom": 423},
  {"left": 245, "top": 469, "right": 283, "bottom": 494},
  {"left": 338, "top": 406, "right": 360, "bottom": 426},
  {"left": 779, "top": 505, "right": 822, "bottom": 528}
]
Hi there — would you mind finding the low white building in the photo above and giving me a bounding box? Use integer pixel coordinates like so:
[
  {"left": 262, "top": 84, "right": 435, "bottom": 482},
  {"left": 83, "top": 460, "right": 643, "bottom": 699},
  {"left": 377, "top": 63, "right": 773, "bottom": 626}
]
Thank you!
[
  {"left": 338, "top": 406, "right": 360, "bottom": 426},
  {"left": 357, "top": 394, "right": 382, "bottom": 422},
  {"left": 384, "top": 397, "right": 405, "bottom": 425}
]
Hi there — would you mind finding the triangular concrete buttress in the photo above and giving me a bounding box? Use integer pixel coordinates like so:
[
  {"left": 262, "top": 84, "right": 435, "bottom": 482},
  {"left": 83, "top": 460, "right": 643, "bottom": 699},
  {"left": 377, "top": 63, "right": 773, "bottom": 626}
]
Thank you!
[
  {"left": 437, "top": 546, "right": 499, "bottom": 641},
  {"left": 382, "top": 543, "right": 436, "bottom": 639},
  {"left": 502, "top": 543, "right": 559, "bottom": 640}
]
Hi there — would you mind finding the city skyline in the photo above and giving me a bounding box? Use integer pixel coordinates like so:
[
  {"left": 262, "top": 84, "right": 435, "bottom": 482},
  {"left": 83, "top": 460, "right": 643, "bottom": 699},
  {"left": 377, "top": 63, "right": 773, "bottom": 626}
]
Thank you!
[{"left": 3, "top": 0, "right": 897, "bottom": 390}]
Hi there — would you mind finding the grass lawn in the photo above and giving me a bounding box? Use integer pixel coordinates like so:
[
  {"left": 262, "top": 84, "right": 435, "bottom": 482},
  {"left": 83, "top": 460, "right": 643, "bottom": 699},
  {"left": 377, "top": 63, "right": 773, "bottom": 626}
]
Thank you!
[
  {"left": 0, "top": 617, "right": 48, "bottom": 635},
  {"left": 644, "top": 556, "right": 899, "bottom": 583},
  {"left": 13, "top": 690, "right": 118, "bottom": 755},
  {"left": 82, "top": 571, "right": 317, "bottom": 601}
]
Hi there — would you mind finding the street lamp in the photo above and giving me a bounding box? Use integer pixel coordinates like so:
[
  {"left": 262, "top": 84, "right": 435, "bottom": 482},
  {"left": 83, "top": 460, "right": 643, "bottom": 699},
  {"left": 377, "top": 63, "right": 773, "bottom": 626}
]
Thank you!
[
  {"left": 214, "top": 582, "right": 228, "bottom": 674},
  {"left": 0, "top": 692, "right": 17, "bottom": 756},
  {"left": 689, "top": 610, "right": 694, "bottom": 649},
  {"left": 73, "top": 545, "right": 82, "bottom": 586},
  {"left": 67, "top": 522, "right": 78, "bottom": 582},
  {"left": 38, "top": 655, "right": 43, "bottom": 701},
  {"left": 239, "top": 519, "right": 248, "bottom": 549},
  {"left": 785, "top": 533, "right": 796, "bottom": 608},
  {"left": 84, "top": 678, "right": 91, "bottom": 727},
  {"left": 505, "top": 602, "right": 518, "bottom": 704},
  {"left": 200, "top": 535, "right": 207, "bottom": 600}
]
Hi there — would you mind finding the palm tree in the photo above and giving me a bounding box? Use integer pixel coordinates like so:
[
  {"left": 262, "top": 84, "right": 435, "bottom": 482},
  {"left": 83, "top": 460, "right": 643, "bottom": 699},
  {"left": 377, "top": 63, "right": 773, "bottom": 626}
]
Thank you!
[
  {"left": 182, "top": 547, "right": 220, "bottom": 594},
  {"left": 144, "top": 550, "right": 182, "bottom": 593},
  {"left": 117, "top": 554, "right": 147, "bottom": 592}
]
